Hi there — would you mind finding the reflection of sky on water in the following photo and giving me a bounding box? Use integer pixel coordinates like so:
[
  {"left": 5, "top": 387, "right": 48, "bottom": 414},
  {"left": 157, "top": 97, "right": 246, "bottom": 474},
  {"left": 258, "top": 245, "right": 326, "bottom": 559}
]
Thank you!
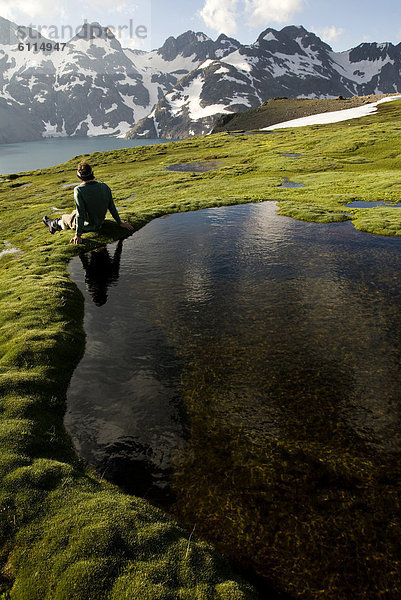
[
  {"left": 157, "top": 202, "right": 401, "bottom": 454},
  {"left": 234, "top": 205, "right": 401, "bottom": 452},
  {"left": 66, "top": 201, "right": 401, "bottom": 505}
]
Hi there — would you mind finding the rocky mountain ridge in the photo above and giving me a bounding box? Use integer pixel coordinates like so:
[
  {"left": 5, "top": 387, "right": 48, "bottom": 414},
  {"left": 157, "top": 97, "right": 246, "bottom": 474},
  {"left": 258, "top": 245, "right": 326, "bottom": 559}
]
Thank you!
[
  {"left": 127, "top": 26, "right": 401, "bottom": 138},
  {"left": 1, "top": 16, "right": 401, "bottom": 142}
]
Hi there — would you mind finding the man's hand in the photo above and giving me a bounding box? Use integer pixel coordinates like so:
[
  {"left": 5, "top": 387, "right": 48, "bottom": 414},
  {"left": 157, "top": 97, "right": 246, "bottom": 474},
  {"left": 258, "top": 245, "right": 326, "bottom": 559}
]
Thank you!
[
  {"left": 70, "top": 234, "right": 83, "bottom": 245},
  {"left": 120, "top": 221, "right": 134, "bottom": 231}
]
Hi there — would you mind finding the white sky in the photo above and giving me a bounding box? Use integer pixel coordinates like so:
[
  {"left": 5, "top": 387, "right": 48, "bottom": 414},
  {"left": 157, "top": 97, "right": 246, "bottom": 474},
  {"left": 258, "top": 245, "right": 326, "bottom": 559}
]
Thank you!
[{"left": 0, "top": 0, "right": 400, "bottom": 51}]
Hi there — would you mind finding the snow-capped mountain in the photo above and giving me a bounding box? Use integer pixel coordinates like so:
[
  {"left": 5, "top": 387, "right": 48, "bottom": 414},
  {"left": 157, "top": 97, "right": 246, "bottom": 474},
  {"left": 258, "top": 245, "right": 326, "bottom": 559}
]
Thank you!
[
  {"left": 128, "top": 26, "right": 401, "bottom": 138},
  {"left": 128, "top": 58, "right": 262, "bottom": 138},
  {"left": 0, "top": 18, "right": 160, "bottom": 141},
  {"left": 1, "top": 17, "right": 401, "bottom": 143}
]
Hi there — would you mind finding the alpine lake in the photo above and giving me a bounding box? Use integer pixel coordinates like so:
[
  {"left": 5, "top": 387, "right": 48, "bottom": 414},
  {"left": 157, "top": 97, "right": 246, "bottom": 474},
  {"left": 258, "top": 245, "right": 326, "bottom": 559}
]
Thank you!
[{"left": 65, "top": 199, "right": 401, "bottom": 598}]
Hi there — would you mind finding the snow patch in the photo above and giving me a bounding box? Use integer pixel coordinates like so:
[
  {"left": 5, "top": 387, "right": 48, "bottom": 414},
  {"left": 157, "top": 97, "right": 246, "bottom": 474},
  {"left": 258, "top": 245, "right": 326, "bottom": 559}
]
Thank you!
[
  {"left": 269, "top": 50, "right": 330, "bottom": 80},
  {"left": 223, "top": 51, "right": 256, "bottom": 74},
  {"left": 105, "top": 103, "right": 118, "bottom": 114},
  {"left": 135, "top": 129, "right": 150, "bottom": 137},
  {"left": 263, "top": 32, "right": 277, "bottom": 42},
  {"left": 200, "top": 59, "right": 215, "bottom": 69},
  {"left": 166, "top": 72, "right": 254, "bottom": 121},
  {"left": 229, "top": 94, "right": 252, "bottom": 108},
  {"left": 72, "top": 115, "right": 133, "bottom": 137},
  {"left": 153, "top": 113, "right": 161, "bottom": 137},
  {"left": 261, "top": 95, "right": 401, "bottom": 130},
  {"left": 42, "top": 120, "right": 67, "bottom": 137},
  {"left": 167, "top": 75, "right": 226, "bottom": 119},
  {"left": 219, "top": 73, "right": 248, "bottom": 84},
  {"left": 214, "top": 66, "right": 230, "bottom": 75},
  {"left": 131, "top": 49, "right": 199, "bottom": 75},
  {"left": 332, "top": 50, "right": 395, "bottom": 84}
]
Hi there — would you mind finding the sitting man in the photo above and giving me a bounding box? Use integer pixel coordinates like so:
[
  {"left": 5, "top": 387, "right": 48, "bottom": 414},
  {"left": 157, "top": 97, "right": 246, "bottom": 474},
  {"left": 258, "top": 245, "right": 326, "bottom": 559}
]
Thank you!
[{"left": 43, "top": 161, "right": 134, "bottom": 244}]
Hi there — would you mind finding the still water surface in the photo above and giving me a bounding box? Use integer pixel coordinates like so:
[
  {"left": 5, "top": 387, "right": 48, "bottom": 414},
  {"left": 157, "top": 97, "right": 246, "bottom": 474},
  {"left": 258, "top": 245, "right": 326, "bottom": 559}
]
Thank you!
[
  {"left": 65, "top": 201, "right": 401, "bottom": 593},
  {"left": 0, "top": 137, "right": 171, "bottom": 175}
]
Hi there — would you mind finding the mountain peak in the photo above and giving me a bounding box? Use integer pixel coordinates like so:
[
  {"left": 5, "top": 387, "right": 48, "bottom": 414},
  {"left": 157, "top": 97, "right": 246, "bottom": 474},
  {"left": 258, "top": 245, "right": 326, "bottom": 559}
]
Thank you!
[
  {"left": 0, "top": 15, "right": 49, "bottom": 45},
  {"left": 216, "top": 32, "right": 240, "bottom": 45},
  {"left": 68, "top": 20, "right": 124, "bottom": 53},
  {"left": 178, "top": 30, "right": 211, "bottom": 42},
  {"left": 281, "top": 24, "right": 308, "bottom": 37},
  {"left": 273, "top": 25, "right": 333, "bottom": 53},
  {"left": 158, "top": 30, "right": 214, "bottom": 61},
  {"left": 71, "top": 21, "right": 116, "bottom": 42},
  {"left": 349, "top": 40, "right": 397, "bottom": 63}
]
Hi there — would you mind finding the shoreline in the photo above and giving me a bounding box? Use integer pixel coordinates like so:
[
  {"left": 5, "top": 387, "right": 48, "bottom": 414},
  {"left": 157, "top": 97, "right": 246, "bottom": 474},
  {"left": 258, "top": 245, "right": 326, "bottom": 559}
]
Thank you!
[{"left": 0, "top": 145, "right": 265, "bottom": 599}]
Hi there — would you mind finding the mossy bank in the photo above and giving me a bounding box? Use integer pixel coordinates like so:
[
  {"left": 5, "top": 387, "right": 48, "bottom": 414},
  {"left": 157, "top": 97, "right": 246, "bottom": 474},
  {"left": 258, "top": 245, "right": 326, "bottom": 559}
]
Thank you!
[{"left": 1, "top": 97, "right": 401, "bottom": 599}]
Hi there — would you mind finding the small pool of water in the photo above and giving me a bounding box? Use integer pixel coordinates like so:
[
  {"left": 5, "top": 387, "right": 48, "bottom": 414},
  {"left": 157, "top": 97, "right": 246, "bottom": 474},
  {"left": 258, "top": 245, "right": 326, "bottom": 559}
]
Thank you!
[
  {"left": 279, "top": 177, "right": 305, "bottom": 188},
  {"left": 66, "top": 202, "right": 401, "bottom": 596},
  {"left": 346, "top": 200, "right": 401, "bottom": 208}
]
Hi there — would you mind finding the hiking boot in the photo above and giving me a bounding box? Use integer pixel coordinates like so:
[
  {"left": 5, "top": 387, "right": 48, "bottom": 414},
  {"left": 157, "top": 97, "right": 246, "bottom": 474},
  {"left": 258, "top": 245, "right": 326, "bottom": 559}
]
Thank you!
[{"left": 42, "top": 215, "right": 62, "bottom": 234}]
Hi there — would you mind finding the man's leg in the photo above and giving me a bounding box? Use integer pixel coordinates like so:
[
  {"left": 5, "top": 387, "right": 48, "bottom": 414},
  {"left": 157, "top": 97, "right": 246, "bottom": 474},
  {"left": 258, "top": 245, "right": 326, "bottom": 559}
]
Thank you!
[
  {"left": 60, "top": 210, "right": 77, "bottom": 230},
  {"left": 42, "top": 210, "right": 77, "bottom": 234}
]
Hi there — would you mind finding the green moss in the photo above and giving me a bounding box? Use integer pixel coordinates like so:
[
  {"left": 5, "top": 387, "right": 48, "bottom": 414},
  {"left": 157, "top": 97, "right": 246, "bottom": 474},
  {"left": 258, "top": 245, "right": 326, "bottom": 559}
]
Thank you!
[
  {"left": 352, "top": 207, "right": 401, "bottom": 236},
  {"left": 2, "top": 97, "right": 401, "bottom": 599},
  {"left": 277, "top": 201, "right": 350, "bottom": 223}
]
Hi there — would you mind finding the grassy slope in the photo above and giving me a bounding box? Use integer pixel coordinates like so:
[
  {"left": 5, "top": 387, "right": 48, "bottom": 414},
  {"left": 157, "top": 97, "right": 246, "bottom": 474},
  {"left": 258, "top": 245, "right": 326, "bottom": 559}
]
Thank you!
[
  {"left": 211, "top": 94, "right": 397, "bottom": 133},
  {"left": 1, "top": 98, "right": 401, "bottom": 599}
]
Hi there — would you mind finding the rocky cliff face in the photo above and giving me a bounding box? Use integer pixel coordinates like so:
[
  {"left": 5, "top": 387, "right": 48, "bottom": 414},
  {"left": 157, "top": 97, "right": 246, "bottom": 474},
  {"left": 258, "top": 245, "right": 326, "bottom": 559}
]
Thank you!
[{"left": 1, "top": 17, "right": 401, "bottom": 143}]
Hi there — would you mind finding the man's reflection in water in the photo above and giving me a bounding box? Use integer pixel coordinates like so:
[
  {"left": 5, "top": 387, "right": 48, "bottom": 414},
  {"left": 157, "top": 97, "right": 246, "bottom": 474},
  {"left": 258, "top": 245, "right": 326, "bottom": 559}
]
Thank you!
[{"left": 80, "top": 239, "right": 123, "bottom": 306}]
